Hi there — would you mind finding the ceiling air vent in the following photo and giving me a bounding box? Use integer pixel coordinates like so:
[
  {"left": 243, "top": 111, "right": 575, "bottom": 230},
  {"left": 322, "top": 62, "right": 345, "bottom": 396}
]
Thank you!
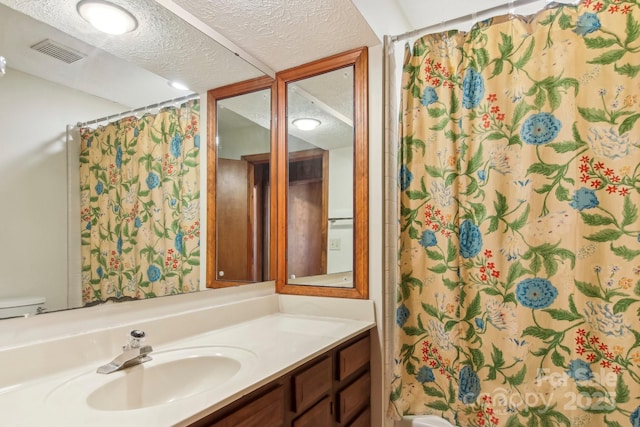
[{"left": 30, "top": 39, "right": 86, "bottom": 64}]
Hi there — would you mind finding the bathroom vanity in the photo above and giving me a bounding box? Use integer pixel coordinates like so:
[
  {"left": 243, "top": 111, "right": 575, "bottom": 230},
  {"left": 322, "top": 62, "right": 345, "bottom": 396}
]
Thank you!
[
  {"left": 189, "top": 330, "right": 371, "bottom": 426},
  {"left": 0, "top": 285, "right": 375, "bottom": 426}
]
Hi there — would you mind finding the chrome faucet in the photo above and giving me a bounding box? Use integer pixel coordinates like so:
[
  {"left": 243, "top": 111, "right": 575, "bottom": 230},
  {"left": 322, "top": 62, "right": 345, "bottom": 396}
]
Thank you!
[{"left": 96, "top": 329, "right": 153, "bottom": 374}]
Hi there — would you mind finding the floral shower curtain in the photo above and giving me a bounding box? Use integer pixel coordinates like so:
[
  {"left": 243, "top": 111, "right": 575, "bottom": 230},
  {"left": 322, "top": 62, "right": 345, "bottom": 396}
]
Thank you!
[
  {"left": 390, "top": 2, "right": 640, "bottom": 426},
  {"left": 79, "top": 100, "right": 200, "bottom": 305}
]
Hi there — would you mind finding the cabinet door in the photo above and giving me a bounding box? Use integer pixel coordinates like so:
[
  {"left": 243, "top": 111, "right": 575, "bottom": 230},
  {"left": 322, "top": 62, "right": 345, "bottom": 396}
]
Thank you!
[
  {"left": 336, "top": 372, "right": 370, "bottom": 424},
  {"left": 293, "top": 356, "right": 332, "bottom": 413},
  {"left": 337, "top": 335, "right": 370, "bottom": 381},
  {"left": 346, "top": 407, "right": 371, "bottom": 427},
  {"left": 211, "top": 386, "right": 284, "bottom": 427},
  {"left": 293, "top": 397, "right": 332, "bottom": 427}
]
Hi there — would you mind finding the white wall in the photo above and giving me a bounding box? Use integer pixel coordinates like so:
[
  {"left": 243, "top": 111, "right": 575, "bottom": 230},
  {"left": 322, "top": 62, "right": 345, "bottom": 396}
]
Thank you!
[
  {"left": 0, "top": 69, "right": 128, "bottom": 312},
  {"left": 327, "top": 145, "right": 354, "bottom": 273},
  {"left": 218, "top": 125, "right": 271, "bottom": 160}
]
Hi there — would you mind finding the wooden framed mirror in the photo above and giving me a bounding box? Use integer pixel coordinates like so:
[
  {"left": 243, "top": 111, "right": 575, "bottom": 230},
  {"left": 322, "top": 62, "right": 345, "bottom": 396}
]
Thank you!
[
  {"left": 207, "top": 76, "right": 277, "bottom": 288},
  {"left": 276, "top": 47, "right": 368, "bottom": 298}
]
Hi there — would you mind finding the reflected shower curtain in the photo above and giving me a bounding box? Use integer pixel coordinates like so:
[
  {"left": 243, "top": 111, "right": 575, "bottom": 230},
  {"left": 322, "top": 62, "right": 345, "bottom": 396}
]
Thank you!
[
  {"left": 79, "top": 100, "right": 200, "bottom": 304},
  {"left": 390, "top": 2, "right": 640, "bottom": 426}
]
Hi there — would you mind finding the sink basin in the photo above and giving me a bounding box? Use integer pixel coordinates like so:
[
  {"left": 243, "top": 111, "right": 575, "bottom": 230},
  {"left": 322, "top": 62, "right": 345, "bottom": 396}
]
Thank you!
[{"left": 45, "top": 346, "right": 256, "bottom": 411}]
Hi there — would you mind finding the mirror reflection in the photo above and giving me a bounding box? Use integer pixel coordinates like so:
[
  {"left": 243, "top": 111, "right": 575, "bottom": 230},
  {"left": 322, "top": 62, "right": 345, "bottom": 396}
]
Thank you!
[
  {"left": 210, "top": 82, "right": 273, "bottom": 285},
  {"left": 286, "top": 66, "right": 354, "bottom": 287},
  {"left": 0, "top": 0, "right": 265, "bottom": 318}
]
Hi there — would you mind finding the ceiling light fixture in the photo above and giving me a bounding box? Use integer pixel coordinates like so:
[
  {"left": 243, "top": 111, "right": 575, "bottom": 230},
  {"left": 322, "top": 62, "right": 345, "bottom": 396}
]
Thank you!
[
  {"left": 292, "top": 118, "right": 321, "bottom": 131},
  {"left": 77, "top": 0, "right": 138, "bottom": 35},
  {"left": 168, "top": 80, "right": 190, "bottom": 91}
]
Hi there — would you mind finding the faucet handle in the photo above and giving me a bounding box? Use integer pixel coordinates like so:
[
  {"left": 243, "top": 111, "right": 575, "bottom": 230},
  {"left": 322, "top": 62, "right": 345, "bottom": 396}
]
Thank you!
[{"left": 128, "top": 329, "right": 146, "bottom": 348}]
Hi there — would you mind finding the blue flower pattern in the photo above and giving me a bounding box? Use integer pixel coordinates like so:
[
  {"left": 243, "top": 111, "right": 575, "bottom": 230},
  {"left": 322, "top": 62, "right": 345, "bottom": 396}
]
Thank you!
[
  {"left": 147, "top": 265, "right": 161, "bottom": 283},
  {"left": 146, "top": 172, "right": 160, "bottom": 190},
  {"left": 570, "top": 187, "right": 599, "bottom": 211},
  {"left": 516, "top": 278, "right": 558, "bottom": 309},
  {"left": 400, "top": 164, "right": 413, "bottom": 191},
  {"left": 397, "top": 304, "right": 410, "bottom": 327},
  {"left": 574, "top": 13, "right": 601, "bottom": 36},
  {"left": 462, "top": 68, "right": 485, "bottom": 109},
  {"left": 419, "top": 230, "right": 437, "bottom": 248},
  {"left": 566, "top": 359, "right": 594, "bottom": 381},
  {"left": 631, "top": 406, "right": 640, "bottom": 427},
  {"left": 458, "top": 366, "right": 481, "bottom": 404},
  {"left": 170, "top": 133, "right": 182, "bottom": 158},
  {"left": 115, "top": 146, "right": 122, "bottom": 169},
  {"left": 459, "top": 220, "right": 482, "bottom": 259},
  {"left": 416, "top": 366, "right": 435, "bottom": 383},
  {"left": 421, "top": 87, "right": 439, "bottom": 106},
  {"left": 175, "top": 231, "right": 184, "bottom": 255},
  {"left": 521, "top": 113, "right": 562, "bottom": 145}
]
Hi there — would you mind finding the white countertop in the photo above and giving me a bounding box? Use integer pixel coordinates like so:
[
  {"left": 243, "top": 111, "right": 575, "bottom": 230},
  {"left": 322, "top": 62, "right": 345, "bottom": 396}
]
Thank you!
[{"left": 0, "top": 291, "right": 375, "bottom": 426}]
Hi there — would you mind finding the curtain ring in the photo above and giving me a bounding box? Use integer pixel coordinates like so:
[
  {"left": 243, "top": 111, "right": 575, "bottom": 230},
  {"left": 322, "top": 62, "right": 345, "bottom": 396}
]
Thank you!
[
  {"left": 509, "top": 0, "right": 516, "bottom": 19},
  {"left": 440, "top": 20, "right": 448, "bottom": 39}
]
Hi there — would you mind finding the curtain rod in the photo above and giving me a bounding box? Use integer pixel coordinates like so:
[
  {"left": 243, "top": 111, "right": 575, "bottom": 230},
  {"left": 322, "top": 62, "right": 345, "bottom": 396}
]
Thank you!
[
  {"left": 390, "top": 0, "right": 551, "bottom": 43},
  {"left": 76, "top": 93, "right": 200, "bottom": 128}
]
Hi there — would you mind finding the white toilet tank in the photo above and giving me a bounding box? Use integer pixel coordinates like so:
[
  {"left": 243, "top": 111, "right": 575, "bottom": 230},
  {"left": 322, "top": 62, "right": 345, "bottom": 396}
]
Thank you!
[{"left": 0, "top": 296, "right": 46, "bottom": 319}]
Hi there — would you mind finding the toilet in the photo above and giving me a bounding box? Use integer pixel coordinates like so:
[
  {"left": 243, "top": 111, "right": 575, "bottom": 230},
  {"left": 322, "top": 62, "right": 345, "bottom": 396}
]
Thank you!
[{"left": 0, "top": 296, "right": 46, "bottom": 319}]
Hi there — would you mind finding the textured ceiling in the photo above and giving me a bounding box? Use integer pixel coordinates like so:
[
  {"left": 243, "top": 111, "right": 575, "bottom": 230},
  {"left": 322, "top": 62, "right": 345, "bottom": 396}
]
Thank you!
[
  {"left": 0, "top": 0, "right": 379, "bottom": 115},
  {"left": 171, "top": 0, "right": 380, "bottom": 73},
  {"left": 0, "top": 0, "right": 265, "bottom": 104},
  {"left": 0, "top": 3, "right": 186, "bottom": 108}
]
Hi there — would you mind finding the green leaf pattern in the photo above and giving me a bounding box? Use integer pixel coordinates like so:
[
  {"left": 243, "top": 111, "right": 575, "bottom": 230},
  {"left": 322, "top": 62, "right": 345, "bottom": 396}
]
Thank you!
[{"left": 390, "top": 3, "right": 640, "bottom": 426}]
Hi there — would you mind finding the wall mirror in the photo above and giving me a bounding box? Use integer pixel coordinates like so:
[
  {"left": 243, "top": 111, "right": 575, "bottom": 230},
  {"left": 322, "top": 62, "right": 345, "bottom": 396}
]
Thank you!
[
  {"left": 276, "top": 47, "right": 368, "bottom": 299},
  {"left": 0, "top": 0, "right": 266, "bottom": 318},
  {"left": 206, "top": 77, "right": 276, "bottom": 288}
]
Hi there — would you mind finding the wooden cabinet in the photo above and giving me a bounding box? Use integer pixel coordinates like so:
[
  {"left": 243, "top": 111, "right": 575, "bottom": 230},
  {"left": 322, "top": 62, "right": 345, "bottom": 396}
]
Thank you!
[
  {"left": 188, "top": 330, "right": 371, "bottom": 427},
  {"left": 293, "top": 397, "right": 332, "bottom": 427},
  {"left": 293, "top": 356, "right": 332, "bottom": 413},
  {"left": 209, "top": 386, "right": 285, "bottom": 427}
]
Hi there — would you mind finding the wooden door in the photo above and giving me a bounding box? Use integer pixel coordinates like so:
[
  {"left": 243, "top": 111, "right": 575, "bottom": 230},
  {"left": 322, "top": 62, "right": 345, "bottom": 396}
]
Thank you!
[
  {"left": 288, "top": 180, "right": 324, "bottom": 278},
  {"left": 287, "top": 150, "right": 328, "bottom": 279},
  {"left": 216, "top": 158, "right": 252, "bottom": 281}
]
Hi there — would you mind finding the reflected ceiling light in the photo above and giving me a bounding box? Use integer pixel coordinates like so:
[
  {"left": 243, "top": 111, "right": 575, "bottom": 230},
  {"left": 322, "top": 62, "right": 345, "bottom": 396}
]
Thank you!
[
  {"left": 0, "top": 56, "right": 6, "bottom": 78},
  {"left": 168, "top": 80, "right": 190, "bottom": 91},
  {"left": 77, "top": 0, "right": 138, "bottom": 35},
  {"left": 292, "top": 118, "right": 321, "bottom": 131}
]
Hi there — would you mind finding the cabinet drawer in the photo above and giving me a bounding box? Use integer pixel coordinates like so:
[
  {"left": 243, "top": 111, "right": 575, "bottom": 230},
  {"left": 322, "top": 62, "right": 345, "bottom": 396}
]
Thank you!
[
  {"left": 212, "top": 385, "right": 284, "bottom": 427},
  {"left": 337, "top": 335, "right": 370, "bottom": 381},
  {"left": 292, "top": 396, "right": 332, "bottom": 427},
  {"left": 336, "top": 372, "right": 370, "bottom": 424},
  {"left": 347, "top": 407, "right": 371, "bottom": 427},
  {"left": 293, "top": 356, "right": 332, "bottom": 413}
]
